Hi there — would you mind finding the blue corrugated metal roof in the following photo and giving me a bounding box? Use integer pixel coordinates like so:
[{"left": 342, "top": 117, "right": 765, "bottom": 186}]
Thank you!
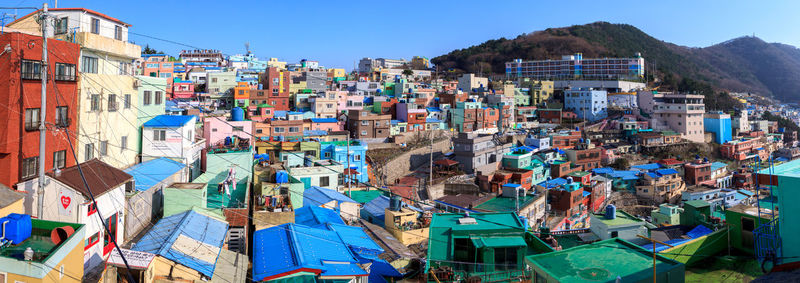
[
  {"left": 304, "top": 186, "right": 358, "bottom": 207},
  {"left": 124, "top": 158, "right": 185, "bottom": 191},
  {"left": 426, "top": 107, "right": 442, "bottom": 112},
  {"left": 294, "top": 205, "right": 344, "bottom": 228},
  {"left": 710, "top": 162, "right": 728, "bottom": 171},
  {"left": 426, "top": 118, "right": 442, "bottom": 123},
  {"left": 310, "top": 118, "right": 338, "bottom": 123},
  {"left": 582, "top": 191, "right": 591, "bottom": 198},
  {"left": 327, "top": 223, "right": 383, "bottom": 256},
  {"left": 632, "top": 163, "right": 662, "bottom": 171},
  {"left": 593, "top": 167, "right": 614, "bottom": 175},
  {"left": 132, "top": 210, "right": 228, "bottom": 277},
  {"left": 252, "top": 223, "right": 369, "bottom": 281},
  {"left": 143, "top": 115, "right": 196, "bottom": 127},
  {"left": 538, "top": 177, "right": 567, "bottom": 188},
  {"left": 362, "top": 195, "right": 389, "bottom": 220},
  {"left": 656, "top": 168, "right": 679, "bottom": 176},
  {"left": 646, "top": 172, "right": 659, "bottom": 179},
  {"left": 303, "top": 130, "right": 328, "bottom": 136}
]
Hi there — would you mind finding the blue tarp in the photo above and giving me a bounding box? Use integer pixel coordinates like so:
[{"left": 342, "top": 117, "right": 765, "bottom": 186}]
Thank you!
[
  {"left": 362, "top": 196, "right": 389, "bottom": 221},
  {"left": 275, "top": 170, "right": 289, "bottom": 183},
  {"left": 132, "top": 210, "right": 227, "bottom": 277},
  {"left": 294, "top": 205, "right": 344, "bottom": 228},
  {"left": 304, "top": 186, "right": 358, "bottom": 207},
  {"left": 124, "top": 158, "right": 185, "bottom": 192}
]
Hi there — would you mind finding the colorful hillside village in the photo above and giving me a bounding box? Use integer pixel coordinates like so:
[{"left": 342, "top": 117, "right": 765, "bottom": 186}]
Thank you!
[{"left": 2, "top": 4, "right": 800, "bottom": 283}]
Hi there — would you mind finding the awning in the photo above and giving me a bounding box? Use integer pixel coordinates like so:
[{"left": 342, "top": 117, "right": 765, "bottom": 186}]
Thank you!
[{"left": 471, "top": 236, "right": 527, "bottom": 249}]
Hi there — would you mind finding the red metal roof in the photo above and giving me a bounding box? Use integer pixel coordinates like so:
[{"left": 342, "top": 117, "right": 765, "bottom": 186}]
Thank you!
[
  {"left": 658, "top": 159, "right": 684, "bottom": 166},
  {"left": 433, "top": 159, "right": 459, "bottom": 166}
]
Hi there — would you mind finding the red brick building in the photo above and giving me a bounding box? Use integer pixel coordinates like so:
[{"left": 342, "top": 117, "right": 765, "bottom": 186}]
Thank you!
[
  {"left": 684, "top": 159, "right": 712, "bottom": 185},
  {"left": 260, "top": 67, "right": 291, "bottom": 111},
  {"left": 0, "top": 32, "right": 80, "bottom": 188}
]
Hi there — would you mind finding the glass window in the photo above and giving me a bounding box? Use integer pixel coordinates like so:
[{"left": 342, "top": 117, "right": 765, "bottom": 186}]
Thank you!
[
  {"left": 20, "top": 60, "right": 42, "bottom": 79},
  {"left": 81, "top": 56, "right": 98, "bottom": 74},
  {"left": 55, "top": 106, "right": 69, "bottom": 127},
  {"left": 155, "top": 91, "right": 163, "bottom": 105},
  {"left": 107, "top": 94, "right": 117, "bottom": 112},
  {"left": 114, "top": 25, "right": 122, "bottom": 40},
  {"left": 91, "top": 94, "right": 101, "bottom": 111},
  {"left": 24, "top": 108, "right": 40, "bottom": 131},
  {"left": 55, "top": 17, "right": 68, "bottom": 35},
  {"left": 143, "top": 91, "right": 152, "bottom": 105},
  {"left": 124, "top": 94, "right": 131, "bottom": 109},
  {"left": 91, "top": 18, "right": 99, "bottom": 34},
  {"left": 100, "top": 141, "right": 108, "bottom": 156},
  {"left": 21, "top": 156, "right": 38, "bottom": 180},
  {"left": 55, "top": 63, "right": 76, "bottom": 81},
  {"left": 153, "top": 130, "right": 166, "bottom": 141},
  {"left": 85, "top": 143, "right": 94, "bottom": 160},
  {"left": 120, "top": 136, "right": 127, "bottom": 152}
]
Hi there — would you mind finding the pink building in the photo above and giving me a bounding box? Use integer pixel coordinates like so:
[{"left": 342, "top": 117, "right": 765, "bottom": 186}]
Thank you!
[
  {"left": 638, "top": 91, "right": 705, "bottom": 143},
  {"left": 203, "top": 118, "right": 253, "bottom": 148},
  {"left": 338, "top": 93, "right": 365, "bottom": 113},
  {"left": 172, "top": 80, "right": 195, "bottom": 99},
  {"left": 311, "top": 91, "right": 342, "bottom": 118},
  {"left": 310, "top": 118, "right": 343, "bottom": 132}
]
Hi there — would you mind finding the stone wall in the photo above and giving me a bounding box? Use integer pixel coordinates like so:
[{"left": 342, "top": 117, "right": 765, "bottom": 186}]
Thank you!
[{"left": 380, "top": 138, "right": 452, "bottom": 184}]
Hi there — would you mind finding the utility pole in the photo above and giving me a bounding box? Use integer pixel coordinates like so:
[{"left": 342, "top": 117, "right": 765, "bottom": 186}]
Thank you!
[
  {"left": 37, "top": 3, "right": 49, "bottom": 219},
  {"left": 429, "top": 130, "right": 433, "bottom": 190}
]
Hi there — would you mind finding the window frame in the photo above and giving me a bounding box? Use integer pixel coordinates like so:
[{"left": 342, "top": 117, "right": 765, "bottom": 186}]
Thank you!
[
  {"left": 24, "top": 108, "right": 40, "bottom": 131},
  {"left": 53, "top": 150, "right": 66, "bottom": 169},
  {"left": 91, "top": 18, "right": 100, "bottom": 34},
  {"left": 54, "top": 62, "right": 76, "bottom": 81},
  {"left": 20, "top": 59, "right": 42, "bottom": 80},
  {"left": 20, "top": 156, "right": 39, "bottom": 181}
]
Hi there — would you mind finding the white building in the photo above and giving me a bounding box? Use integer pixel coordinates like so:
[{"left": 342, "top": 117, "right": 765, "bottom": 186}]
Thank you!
[
  {"left": 457, "top": 73, "right": 489, "bottom": 93},
  {"left": 141, "top": 115, "right": 205, "bottom": 180},
  {"left": 638, "top": 91, "right": 706, "bottom": 143},
  {"left": 17, "top": 159, "right": 131, "bottom": 274},
  {"left": 564, "top": 88, "right": 608, "bottom": 122}
]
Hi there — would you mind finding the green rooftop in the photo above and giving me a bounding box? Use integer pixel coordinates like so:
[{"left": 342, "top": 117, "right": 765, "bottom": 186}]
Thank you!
[
  {"left": 349, "top": 190, "right": 385, "bottom": 204},
  {"left": 684, "top": 200, "right": 711, "bottom": 208},
  {"left": 430, "top": 212, "right": 523, "bottom": 232},
  {"left": 193, "top": 151, "right": 252, "bottom": 209},
  {"left": 526, "top": 238, "right": 684, "bottom": 283},
  {"left": 0, "top": 219, "right": 82, "bottom": 263},
  {"left": 593, "top": 210, "right": 643, "bottom": 227},
  {"left": 758, "top": 158, "right": 800, "bottom": 178},
  {"left": 474, "top": 195, "right": 538, "bottom": 212},
  {"left": 567, "top": 171, "right": 590, "bottom": 178}
]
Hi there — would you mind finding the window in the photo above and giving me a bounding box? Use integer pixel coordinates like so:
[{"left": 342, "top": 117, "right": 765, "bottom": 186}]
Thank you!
[
  {"left": 107, "top": 94, "right": 117, "bottom": 112},
  {"left": 55, "top": 63, "right": 76, "bottom": 81},
  {"left": 143, "top": 91, "right": 152, "bottom": 105},
  {"left": 91, "top": 18, "right": 100, "bottom": 34},
  {"left": 256, "top": 129, "right": 263, "bottom": 134},
  {"left": 289, "top": 127, "right": 299, "bottom": 133},
  {"left": 20, "top": 60, "right": 42, "bottom": 79},
  {"left": 85, "top": 143, "right": 94, "bottom": 160},
  {"left": 55, "top": 17, "right": 68, "bottom": 34},
  {"left": 324, "top": 152, "right": 331, "bottom": 158},
  {"left": 361, "top": 121, "right": 369, "bottom": 126},
  {"left": 153, "top": 130, "right": 166, "bottom": 141},
  {"left": 494, "top": 247, "right": 518, "bottom": 271},
  {"left": 274, "top": 127, "right": 285, "bottom": 133},
  {"left": 114, "top": 25, "right": 122, "bottom": 40},
  {"left": 320, "top": 176, "right": 330, "bottom": 187},
  {"left": 118, "top": 62, "right": 131, "bottom": 75},
  {"left": 81, "top": 56, "right": 98, "bottom": 73},
  {"left": 53, "top": 150, "right": 66, "bottom": 169},
  {"left": 120, "top": 136, "right": 127, "bottom": 152},
  {"left": 90, "top": 94, "right": 101, "bottom": 111},
  {"left": 124, "top": 94, "right": 131, "bottom": 109},
  {"left": 232, "top": 126, "right": 244, "bottom": 132},
  {"left": 155, "top": 91, "right": 163, "bottom": 105},
  {"left": 99, "top": 141, "right": 108, "bottom": 156},
  {"left": 354, "top": 155, "right": 361, "bottom": 161},
  {"left": 21, "top": 156, "right": 38, "bottom": 180},
  {"left": 84, "top": 232, "right": 100, "bottom": 250},
  {"left": 361, "top": 130, "right": 367, "bottom": 136},
  {"left": 24, "top": 108, "right": 40, "bottom": 131}
]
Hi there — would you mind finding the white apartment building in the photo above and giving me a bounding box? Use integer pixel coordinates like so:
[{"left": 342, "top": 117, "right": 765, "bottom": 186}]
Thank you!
[{"left": 638, "top": 91, "right": 705, "bottom": 143}]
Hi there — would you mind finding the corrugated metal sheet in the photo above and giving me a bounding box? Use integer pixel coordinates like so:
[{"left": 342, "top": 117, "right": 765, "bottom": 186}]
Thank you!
[
  {"left": 362, "top": 195, "right": 389, "bottom": 220},
  {"left": 124, "top": 157, "right": 185, "bottom": 192},
  {"left": 143, "top": 115, "right": 196, "bottom": 127},
  {"left": 132, "top": 210, "right": 228, "bottom": 277},
  {"left": 304, "top": 186, "right": 357, "bottom": 207},
  {"left": 294, "top": 205, "right": 344, "bottom": 228}
]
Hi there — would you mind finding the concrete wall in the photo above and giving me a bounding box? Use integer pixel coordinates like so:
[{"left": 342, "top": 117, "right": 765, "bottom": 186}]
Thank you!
[{"left": 380, "top": 138, "right": 451, "bottom": 184}]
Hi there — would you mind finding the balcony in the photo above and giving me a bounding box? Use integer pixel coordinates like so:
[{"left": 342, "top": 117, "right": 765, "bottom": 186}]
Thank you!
[{"left": 69, "top": 32, "right": 141, "bottom": 59}]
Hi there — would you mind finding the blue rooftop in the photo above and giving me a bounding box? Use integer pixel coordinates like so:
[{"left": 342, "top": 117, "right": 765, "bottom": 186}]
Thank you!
[
  {"left": 362, "top": 195, "right": 389, "bottom": 222},
  {"left": 655, "top": 168, "right": 679, "bottom": 176},
  {"left": 426, "top": 107, "right": 442, "bottom": 112},
  {"left": 593, "top": 167, "right": 615, "bottom": 175},
  {"left": 304, "top": 186, "right": 358, "bottom": 207},
  {"left": 631, "top": 163, "right": 662, "bottom": 171},
  {"left": 132, "top": 210, "right": 228, "bottom": 277},
  {"left": 124, "top": 158, "right": 185, "bottom": 192},
  {"left": 294, "top": 205, "right": 345, "bottom": 228},
  {"left": 143, "top": 115, "right": 196, "bottom": 127},
  {"left": 426, "top": 118, "right": 442, "bottom": 123},
  {"left": 252, "top": 224, "right": 370, "bottom": 281},
  {"left": 710, "top": 162, "right": 728, "bottom": 171},
  {"left": 538, "top": 177, "right": 567, "bottom": 189},
  {"left": 311, "top": 118, "right": 338, "bottom": 123}
]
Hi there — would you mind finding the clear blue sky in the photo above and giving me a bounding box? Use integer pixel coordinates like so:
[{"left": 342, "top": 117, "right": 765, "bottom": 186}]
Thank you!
[{"left": 9, "top": 0, "right": 800, "bottom": 70}]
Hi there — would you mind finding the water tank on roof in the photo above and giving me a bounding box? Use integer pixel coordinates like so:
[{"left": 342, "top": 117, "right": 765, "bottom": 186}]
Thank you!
[
  {"left": 605, "top": 204, "right": 617, "bottom": 220},
  {"left": 0, "top": 213, "right": 32, "bottom": 245},
  {"left": 231, "top": 107, "right": 245, "bottom": 121},
  {"left": 390, "top": 195, "right": 402, "bottom": 212},
  {"left": 566, "top": 177, "right": 573, "bottom": 184}
]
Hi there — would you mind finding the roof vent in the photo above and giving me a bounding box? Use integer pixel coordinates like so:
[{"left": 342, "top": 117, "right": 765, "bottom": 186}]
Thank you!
[{"left": 458, "top": 217, "right": 478, "bottom": 225}]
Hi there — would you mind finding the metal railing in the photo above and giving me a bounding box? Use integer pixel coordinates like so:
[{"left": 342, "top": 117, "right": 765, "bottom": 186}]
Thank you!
[{"left": 754, "top": 218, "right": 781, "bottom": 263}]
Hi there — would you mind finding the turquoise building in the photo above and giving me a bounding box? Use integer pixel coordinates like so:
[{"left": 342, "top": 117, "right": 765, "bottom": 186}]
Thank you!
[{"left": 321, "top": 140, "right": 369, "bottom": 183}]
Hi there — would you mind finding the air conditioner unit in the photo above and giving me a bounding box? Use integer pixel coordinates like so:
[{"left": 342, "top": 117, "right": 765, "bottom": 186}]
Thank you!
[{"left": 133, "top": 80, "right": 141, "bottom": 89}]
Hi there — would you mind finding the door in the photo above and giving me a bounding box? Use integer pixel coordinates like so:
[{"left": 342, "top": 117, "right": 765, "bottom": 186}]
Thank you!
[
  {"left": 103, "top": 213, "right": 118, "bottom": 256},
  {"left": 742, "top": 216, "right": 755, "bottom": 249}
]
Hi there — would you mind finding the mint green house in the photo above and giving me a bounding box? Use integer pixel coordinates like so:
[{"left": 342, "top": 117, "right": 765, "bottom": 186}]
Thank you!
[
  {"left": 135, "top": 76, "right": 168, "bottom": 154},
  {"left": 450, "top": 101, "right": 482, "bottom": 132},
  {"left": 502, "top": 150, "right": 548, "bottom": 185}
]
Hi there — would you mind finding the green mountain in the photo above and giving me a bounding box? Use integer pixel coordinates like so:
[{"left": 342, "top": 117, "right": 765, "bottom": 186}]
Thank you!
[{"left": 432, "top": 22, "right": 800, "bottom": 103}]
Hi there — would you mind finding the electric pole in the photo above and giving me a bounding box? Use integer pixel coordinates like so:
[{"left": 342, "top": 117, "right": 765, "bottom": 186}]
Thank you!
[
  {"left": 429, "top": 130, "right": 433, "bottom": 190},
  {"left": 346, "top": 135, "right": 351, "bottom": 197},
  {"left": 37, "top": 3, "right": 49, "bottom": 218}
]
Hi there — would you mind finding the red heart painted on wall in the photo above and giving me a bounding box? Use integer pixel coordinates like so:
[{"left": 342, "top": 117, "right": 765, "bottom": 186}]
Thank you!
[{"left": 61, "top": 196, "right": 71, "bottom": 209}]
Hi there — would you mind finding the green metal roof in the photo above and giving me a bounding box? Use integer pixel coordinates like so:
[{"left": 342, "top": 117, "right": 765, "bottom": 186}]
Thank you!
[
  {"left": 430, "top": 212, "right": 523, "bottom": 231},
  {"left": 684, "top": 200, "right": 711, "bottom": 208},
  {"left": 567, "top": 171, "right": 590, "bottom": 177},
  {"left": 526, "top": 238, "right": 683, "bottom": 283},
  {"left": 474, "top": 195, "right": 537, "bottom": 212},
  {"left": 348, "top": 190, "right": 384, "bottom": 204},
  {"left": 593, "top": 210, "right": 643, "bottom": 227},
  {"left": 471, "top": 236, "right": 527, "bottom": 248}
]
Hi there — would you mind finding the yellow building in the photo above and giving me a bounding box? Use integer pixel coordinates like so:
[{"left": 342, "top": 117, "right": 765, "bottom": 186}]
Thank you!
[
  {"left": 518, "top": 79, "right": 554, "bottom": 105},
  {"left": 9, "top": 8, "right": 142, "bottom": 168},
  {"left": 0, "top": 220, "right": 86, "bottom": 283},
  {"left": 267, "top": 57, "right": 287, "bottom": 69},
  {"left": 384, "top": 207, "right": 430, "bottom": 245}
]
